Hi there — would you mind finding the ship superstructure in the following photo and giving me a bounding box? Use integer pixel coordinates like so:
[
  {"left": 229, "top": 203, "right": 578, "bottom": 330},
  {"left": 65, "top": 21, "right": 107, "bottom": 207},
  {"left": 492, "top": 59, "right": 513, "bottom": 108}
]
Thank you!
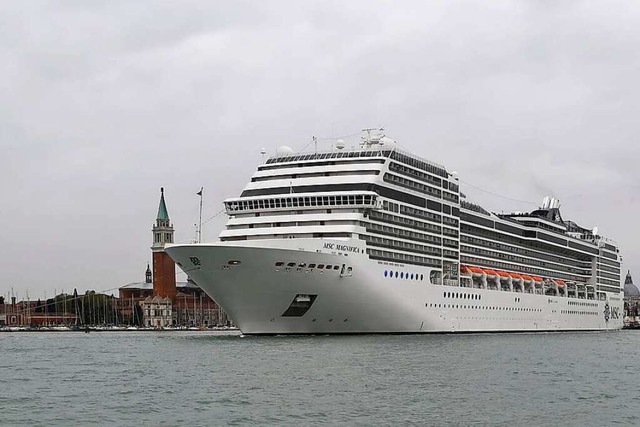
[{"left": 166, "top": 131, "right": 623, "bottom": 334}]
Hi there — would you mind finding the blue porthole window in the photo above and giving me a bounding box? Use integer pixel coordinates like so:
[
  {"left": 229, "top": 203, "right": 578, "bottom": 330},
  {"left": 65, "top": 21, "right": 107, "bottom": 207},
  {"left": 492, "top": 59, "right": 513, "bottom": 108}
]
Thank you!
[
  {"left": 400, "top": 272, "right": 404, "bottom": 279},
  {"left": 384, "top": 270, "right": 388, "bottom": 277},
  {"left": 411, "top": 273, "right": 414, "bottom": 280},
  {"left": 395, "top": 271, "right": 398, "bottom": 278}
]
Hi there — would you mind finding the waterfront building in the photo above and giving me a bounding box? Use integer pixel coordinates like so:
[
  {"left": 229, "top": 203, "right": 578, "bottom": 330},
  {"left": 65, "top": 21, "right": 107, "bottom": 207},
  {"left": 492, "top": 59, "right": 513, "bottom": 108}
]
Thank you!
[
  {"left": 141, "top": 296, "right": 173, "bottom": 328},
  {"left": 0, "top": 295, "right": 77, "bottom": 327}
]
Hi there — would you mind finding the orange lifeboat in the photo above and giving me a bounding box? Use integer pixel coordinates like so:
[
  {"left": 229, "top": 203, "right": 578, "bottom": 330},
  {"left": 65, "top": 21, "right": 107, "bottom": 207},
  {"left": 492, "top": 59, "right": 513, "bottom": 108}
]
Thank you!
[{"left": 467, "top": 266, "right": 485, "bottom": 275}]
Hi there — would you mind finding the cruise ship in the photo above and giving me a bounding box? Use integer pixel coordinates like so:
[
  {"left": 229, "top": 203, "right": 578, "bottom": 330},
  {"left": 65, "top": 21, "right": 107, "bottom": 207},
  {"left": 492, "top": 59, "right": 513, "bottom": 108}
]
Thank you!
[{"left": 166, "top": 130, "right": 624, "bottom": 334}]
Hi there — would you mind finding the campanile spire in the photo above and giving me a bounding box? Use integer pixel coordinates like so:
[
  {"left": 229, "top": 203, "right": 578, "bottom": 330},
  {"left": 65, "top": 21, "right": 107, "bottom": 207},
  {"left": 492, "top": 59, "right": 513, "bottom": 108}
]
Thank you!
[{"left": 152, "top": 187, "right": 176, "bottom": 299}]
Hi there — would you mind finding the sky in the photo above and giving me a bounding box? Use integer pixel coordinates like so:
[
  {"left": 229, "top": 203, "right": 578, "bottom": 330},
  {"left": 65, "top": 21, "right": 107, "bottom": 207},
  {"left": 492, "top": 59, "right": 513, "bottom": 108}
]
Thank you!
[{"left": 1, "top": 0, "right": 639, "bottom": 299}]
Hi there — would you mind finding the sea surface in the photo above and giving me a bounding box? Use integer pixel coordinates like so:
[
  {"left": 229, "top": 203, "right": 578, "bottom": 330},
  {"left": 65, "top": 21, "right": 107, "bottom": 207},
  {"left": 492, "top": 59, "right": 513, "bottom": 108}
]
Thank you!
[{"left": 1, "top": 330, "right": 639, "bottom": 426}]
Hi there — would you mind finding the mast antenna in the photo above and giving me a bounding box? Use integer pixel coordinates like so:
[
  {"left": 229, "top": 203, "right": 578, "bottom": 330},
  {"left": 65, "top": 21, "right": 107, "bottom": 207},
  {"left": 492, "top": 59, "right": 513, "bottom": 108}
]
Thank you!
[{"left": 197, "top": 187, "right": 204, "bottom": 243}]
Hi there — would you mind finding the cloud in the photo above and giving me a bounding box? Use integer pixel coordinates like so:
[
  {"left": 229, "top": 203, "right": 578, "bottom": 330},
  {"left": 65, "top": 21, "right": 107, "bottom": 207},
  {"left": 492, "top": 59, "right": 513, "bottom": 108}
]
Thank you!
[{"left": 1, "top": 0, "right": 639, "bottom": 296}]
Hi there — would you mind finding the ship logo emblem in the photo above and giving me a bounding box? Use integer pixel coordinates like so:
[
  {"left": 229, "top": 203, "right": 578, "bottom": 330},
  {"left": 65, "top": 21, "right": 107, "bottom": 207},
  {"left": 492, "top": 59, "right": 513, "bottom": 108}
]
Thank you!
[{"left": 604, "top": 303, "right": 610, "bottom": 322}]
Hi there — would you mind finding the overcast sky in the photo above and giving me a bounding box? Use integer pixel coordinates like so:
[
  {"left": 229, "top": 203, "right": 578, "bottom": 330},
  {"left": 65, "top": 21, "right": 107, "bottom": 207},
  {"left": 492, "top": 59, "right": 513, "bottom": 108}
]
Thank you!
[{"left": 1, "top": 1, "right": 639, "bottom": 299}]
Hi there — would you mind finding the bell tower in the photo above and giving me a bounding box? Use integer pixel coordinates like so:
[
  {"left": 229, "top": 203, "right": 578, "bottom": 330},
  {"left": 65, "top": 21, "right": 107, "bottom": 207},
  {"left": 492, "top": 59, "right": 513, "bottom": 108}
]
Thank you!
[
  {"left": 152, "top": 187, "right": 176, "bottom": 299},
  {"left": 145, "top": 263, "right": 152, "bottom": 284}
]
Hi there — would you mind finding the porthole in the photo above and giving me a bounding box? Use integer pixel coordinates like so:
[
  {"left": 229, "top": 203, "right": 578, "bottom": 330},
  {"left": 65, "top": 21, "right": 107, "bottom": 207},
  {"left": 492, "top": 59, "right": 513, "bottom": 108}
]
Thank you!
[
  {"left": 411, "top": 273, "right": 414, "bottom": 280},
  {"left": 400, "top": 272, "right": 404, "bottom": 279},
  {"left": 287, "top": 262, "right": 296, "bottom": 267},
  {"left": 443, "top": 292, "right": 446, "bottom": 298},
  {"left": 298, "top": 263, "right": 306, "bottom": 268},
  {"left": 420, "top": 274, "right": 424, "bottom": 281},
  {"left": 384, "top": 270, "right": 388, "bottom": 277},
  {"left": 395, "top": 271, "right": 399, "bottom": 278},
  {"left": 275, "top": 262, "right": 284, "bottom": 267},
  {"left": 325, "top": 265, "right": 332, "bottom": 270},
  {"left": 333, "top": 265, "right": 340, "bottom": 270},
  {"left": 309, "top": 263, "right": 316, "bottom": 268},
  {"left": 317, "top": 264, "right": 325, "bottom": 269}
]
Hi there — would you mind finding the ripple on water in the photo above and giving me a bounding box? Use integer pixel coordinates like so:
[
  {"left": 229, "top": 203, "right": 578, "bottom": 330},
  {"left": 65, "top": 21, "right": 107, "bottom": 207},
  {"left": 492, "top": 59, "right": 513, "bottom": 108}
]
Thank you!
[{"left": 1, "top": 331, "right": 638, "bottom": 425}]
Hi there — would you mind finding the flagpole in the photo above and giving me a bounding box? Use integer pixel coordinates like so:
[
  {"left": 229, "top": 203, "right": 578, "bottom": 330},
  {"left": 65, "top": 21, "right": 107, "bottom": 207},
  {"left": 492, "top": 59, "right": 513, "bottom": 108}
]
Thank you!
[{"left": 197, "top": 187, "right": 203, "bottom": 243}]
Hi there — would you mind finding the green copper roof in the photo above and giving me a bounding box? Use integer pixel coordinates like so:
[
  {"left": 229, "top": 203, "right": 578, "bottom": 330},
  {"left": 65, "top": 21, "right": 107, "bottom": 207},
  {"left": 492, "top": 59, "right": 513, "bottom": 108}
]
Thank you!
[{"left": 157, "top": 187, "right": 170, "bottom": 221}]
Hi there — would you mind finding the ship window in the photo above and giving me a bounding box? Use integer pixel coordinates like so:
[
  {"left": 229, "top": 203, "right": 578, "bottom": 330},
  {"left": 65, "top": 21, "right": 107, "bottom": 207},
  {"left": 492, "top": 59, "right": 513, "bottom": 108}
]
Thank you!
[
  {"left": 400, "top": 272, "right": 404, "bottom": 279},
  {"left": 384, "top": 270, "right": 388, "bottom": 277},
  {"left": 287, "top": 262, "right": 296, "bottom": 267},
  {"left": 309, "top": 264, "right": 316, "bottom": 268},
  {"left": 325, "top": 265, "right": 332, "bottom": 269},
  {"left": 334, "top": 265, "right": 340, "bottom": 270},
  {"left": 317, "top": 264, "right": 325, "bottom": 269},
  {"left": 275, "top": 262, "right": 284, "bottom": 267},
  {"left": 395, "top": 271, "right": 399, "bottom": 278}
]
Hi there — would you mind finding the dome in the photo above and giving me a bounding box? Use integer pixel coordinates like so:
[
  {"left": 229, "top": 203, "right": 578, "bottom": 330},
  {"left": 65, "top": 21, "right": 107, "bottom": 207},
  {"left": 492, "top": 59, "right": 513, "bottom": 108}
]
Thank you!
[
  {"left": 625, "top": 271, "right": 640, "bottom": 296},
  {"left": 625, "top": 283, "right": 640, "bottom": 296}
]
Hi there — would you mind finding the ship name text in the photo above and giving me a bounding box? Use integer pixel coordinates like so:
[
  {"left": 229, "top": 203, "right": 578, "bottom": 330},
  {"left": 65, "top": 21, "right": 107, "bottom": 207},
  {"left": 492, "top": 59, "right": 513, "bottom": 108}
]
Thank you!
[{"left": 323, "top": 242, "right": 361, "bottom": 253}]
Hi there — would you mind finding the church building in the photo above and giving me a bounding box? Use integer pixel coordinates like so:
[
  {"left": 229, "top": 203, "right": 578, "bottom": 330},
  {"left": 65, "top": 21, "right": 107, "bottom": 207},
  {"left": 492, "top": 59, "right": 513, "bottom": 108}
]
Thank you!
[{"left": 119, "top": 188, "right": 229, "bottom": 328}]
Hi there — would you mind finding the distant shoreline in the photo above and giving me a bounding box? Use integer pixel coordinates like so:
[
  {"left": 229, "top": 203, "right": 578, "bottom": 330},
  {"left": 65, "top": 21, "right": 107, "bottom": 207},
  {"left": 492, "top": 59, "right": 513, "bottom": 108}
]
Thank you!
[{"left": 0, "top": 327, "right": 239, "bottom": 333}]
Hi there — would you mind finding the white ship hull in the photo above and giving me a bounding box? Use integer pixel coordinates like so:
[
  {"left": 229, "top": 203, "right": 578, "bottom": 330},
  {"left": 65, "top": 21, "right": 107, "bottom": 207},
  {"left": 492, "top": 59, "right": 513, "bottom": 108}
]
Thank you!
[{"left": 166, "top": 239, "right": 623, "bottom": 334}]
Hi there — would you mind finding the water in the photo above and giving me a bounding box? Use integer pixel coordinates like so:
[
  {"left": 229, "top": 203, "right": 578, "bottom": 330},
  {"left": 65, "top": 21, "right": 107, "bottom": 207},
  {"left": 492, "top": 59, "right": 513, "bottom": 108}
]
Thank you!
[{"left": 1, "top": 330, "right": 639, "bottom": 426}]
